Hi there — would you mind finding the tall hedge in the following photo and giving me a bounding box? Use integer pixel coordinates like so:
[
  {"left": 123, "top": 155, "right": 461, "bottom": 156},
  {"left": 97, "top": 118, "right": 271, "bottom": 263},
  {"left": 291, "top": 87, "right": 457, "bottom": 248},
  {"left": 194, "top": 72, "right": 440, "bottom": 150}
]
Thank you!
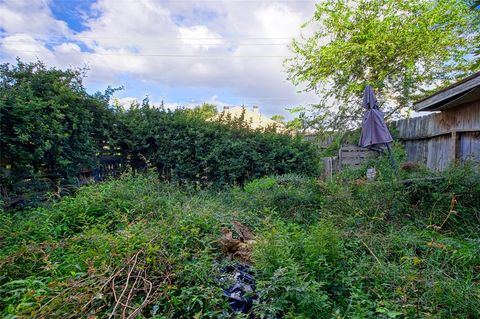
[
  {"left": 0, "top": 60, "right": 115, "bottom": 196},
  {"left": 114, "top": 102, "right": 319, "bottom": 186},
  {"left": 0, "top": 60, "right": 319, "bottom": 200}
]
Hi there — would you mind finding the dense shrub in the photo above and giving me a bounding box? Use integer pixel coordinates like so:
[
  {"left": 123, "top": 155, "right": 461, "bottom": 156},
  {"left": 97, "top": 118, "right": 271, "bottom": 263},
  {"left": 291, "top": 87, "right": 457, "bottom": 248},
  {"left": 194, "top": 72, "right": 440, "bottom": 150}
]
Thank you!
[
  {"left": 114, "top": 103, "right": 320, "bottom": 187},
  {"left": 1, "top": 60, "right": 319, "bottom": 206},
  {"left": 0, "top": 60, "right": 115, "bottom": 200},
  {"left": 237, "top": 175, "right": 324, "bottom": 223}
]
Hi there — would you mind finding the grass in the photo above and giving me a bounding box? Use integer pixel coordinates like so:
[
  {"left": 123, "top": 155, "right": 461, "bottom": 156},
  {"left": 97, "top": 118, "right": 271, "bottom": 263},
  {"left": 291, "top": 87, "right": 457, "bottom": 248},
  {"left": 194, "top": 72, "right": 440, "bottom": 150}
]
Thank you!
[{"left": 0, "top": 164, "right": 479, "bottom": 318}]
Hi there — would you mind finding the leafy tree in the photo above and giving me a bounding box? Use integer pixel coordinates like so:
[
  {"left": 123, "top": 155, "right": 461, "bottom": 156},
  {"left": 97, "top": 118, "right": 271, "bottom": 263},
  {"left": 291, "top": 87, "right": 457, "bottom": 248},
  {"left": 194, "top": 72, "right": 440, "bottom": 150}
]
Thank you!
[
  {"left": 184, "top": 103, "right": 218, "bottom": 119},
  {"left": 0, "top": 60, "right": 114, "bottom": 195},
  {"left": 286, "top": 0, "right": 480, "bottom": 131},
  {"left": 271, "top": 114, "right": 285, "bottom": 123}
]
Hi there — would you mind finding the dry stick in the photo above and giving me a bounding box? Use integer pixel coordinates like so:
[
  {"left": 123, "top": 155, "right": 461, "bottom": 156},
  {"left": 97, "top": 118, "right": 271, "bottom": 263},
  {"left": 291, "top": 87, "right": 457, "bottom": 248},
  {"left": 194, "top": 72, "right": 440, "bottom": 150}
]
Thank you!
[
  {"left": 439, "top": 195, "right": 457, "bottom": 230},
  {"left": 111, "top": 278, "right": 136, "bottom": 315},
  {"left": 83, "top": 238, "right": 160, "bottom": 314},
  {"left": 122, "top": 265, "right": 143, "bottom": 318},
  {"left": 34, "top": 285, "right": 77, "bottom": 318},
  {"left": 127, "top": 264, "right": 170, "bottom": 319},
  {"left": 127, "top": 277, "right": 153, "bottom": 319},
  {"left": 108, "top": 250, "right": 141, "bottom": 319},
  {"left": 111, "top": 278, "right": 119, "bottom": 303},
  {"left": 35, "top": 274, "right": 99, "bottom": 318},
  {"left": 82, "top": 257, "right": 134, "bottom": 312},
  {"left": 361, "top": 240, "right": 382, "bottom": 266}
]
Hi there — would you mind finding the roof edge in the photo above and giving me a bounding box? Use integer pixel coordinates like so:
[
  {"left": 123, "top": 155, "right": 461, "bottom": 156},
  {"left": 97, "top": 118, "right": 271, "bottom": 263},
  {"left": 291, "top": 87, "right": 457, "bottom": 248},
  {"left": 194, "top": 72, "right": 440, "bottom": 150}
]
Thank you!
[{"left": 414, "top": 72, "right": 480, "bottom": 111}]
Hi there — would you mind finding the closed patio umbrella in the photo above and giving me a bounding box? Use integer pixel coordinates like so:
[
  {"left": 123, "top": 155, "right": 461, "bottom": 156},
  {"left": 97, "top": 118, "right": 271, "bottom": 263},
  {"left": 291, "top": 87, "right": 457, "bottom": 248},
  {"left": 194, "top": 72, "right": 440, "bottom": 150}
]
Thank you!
[
  {"left": 359, "top": 85, "right": 397, "bottom": 175},
  {"left": 359, "top": 85, "right": 393, "bottom": 147}
]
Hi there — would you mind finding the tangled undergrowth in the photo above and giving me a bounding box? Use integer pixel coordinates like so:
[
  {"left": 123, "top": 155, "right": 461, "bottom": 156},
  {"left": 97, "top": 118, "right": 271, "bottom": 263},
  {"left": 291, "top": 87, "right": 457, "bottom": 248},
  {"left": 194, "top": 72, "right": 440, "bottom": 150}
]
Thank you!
[{"left": 1, "top": 164, "right": 479, "bottom": 318}]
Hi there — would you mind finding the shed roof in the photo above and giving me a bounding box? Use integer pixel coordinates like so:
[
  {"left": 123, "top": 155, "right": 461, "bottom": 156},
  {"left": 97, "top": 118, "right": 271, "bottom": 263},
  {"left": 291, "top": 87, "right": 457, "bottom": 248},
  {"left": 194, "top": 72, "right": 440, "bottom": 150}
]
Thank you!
[{"left": 414, "top": 71, "right": 480, "bottom": 112}]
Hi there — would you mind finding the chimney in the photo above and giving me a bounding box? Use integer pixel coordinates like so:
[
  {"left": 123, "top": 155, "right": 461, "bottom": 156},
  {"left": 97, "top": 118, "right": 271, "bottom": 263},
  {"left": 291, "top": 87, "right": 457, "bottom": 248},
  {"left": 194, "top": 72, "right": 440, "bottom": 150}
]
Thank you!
[{"left": 252, "top": 105, "right": 259, "bottom": 114}]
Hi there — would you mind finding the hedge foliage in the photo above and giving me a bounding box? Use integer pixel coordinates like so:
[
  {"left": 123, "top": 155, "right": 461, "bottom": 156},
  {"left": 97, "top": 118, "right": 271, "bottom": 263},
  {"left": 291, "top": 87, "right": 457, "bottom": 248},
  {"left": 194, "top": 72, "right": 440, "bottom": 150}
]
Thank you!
[
  {"left": 0, "top": 60, "right": 115, "bottom": 194},
  {"left": 115, "top": 102, "right": 318, "bottom": 186},
  {"left": 0, "top": 60, "right": 319, "bottom": 200}
]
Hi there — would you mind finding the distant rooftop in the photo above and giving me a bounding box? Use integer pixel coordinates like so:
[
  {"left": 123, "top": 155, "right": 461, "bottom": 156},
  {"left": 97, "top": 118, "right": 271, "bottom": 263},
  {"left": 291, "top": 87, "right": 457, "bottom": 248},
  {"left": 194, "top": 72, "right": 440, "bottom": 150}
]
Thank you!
[
  {"left": 212, "top": 106, "right": 285, "bottom": 131},
  {"left": 414, "top": 71, "right": 480, "bottom": 112}
]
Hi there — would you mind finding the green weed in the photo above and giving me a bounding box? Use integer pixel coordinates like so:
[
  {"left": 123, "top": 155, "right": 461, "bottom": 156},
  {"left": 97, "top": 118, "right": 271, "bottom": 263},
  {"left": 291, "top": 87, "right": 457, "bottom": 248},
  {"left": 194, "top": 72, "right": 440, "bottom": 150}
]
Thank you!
[{"left": 1, "top": 166, "right": 479, "bottom": 318}]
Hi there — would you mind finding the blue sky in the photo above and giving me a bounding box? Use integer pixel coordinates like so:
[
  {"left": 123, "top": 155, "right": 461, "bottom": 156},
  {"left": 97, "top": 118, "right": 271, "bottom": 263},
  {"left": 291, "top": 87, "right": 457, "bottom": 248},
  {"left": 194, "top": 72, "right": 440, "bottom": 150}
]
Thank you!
[{"left": 0, "top": 0, "right": 319, "bottom": 116}]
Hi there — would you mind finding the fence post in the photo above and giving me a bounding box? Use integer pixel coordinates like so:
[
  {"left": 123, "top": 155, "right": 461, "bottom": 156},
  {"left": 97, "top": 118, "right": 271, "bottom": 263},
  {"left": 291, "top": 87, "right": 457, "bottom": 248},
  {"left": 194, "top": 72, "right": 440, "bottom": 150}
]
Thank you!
[{"left": 322, "top": 157, "right": 333, "bottom": 181}]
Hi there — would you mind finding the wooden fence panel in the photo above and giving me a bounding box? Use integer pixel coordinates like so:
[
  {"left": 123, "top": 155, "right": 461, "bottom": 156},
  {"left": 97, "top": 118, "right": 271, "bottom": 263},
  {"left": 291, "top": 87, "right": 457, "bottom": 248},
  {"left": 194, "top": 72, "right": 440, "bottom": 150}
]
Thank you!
[
  {"left": 404, "top": 139, "right": 428, "bottom": 163},
  {"left": 459, "top": 132, "right": 480, "bottom": 162},
  {"left": 339, "top": 145, "right": 379, "bottom": 169},
  {"left": 426, "top": 135, "right": 451, "bottom": 171},
  {"left": 394, "top": 101, "right": 480, "bottom": 171}
]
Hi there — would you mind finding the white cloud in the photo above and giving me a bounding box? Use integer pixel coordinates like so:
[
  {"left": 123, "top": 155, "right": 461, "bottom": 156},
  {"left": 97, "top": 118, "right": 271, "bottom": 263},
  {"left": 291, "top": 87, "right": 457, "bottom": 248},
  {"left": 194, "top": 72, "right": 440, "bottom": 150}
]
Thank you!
[
  {"left": 0, "top": 0, "right": 319, "bottom": 116},
  {"left": 1, "top": 34, "right": 55, "bottom": 63},
  {"left": 0, "top": 0, "right": 70, "bottom": 37},
  {"left": 54, "top": 43, "right": 81, "bottom": 53},
  {"left": 178, "top": 25, "right": 223, "bottom": 50}
]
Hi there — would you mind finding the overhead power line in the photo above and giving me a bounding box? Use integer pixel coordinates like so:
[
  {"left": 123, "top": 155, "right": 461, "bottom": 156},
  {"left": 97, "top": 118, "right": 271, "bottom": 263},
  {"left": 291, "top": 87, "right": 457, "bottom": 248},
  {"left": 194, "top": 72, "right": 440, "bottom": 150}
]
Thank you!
[
  {"left": 0, "top": 34, "right": 296, "bottom": 41},
  {"left": 4, "top": 49, "right": 288, "bottom": 58},
  {"left": 1, "top": 40, "right": 292, "bottom": 46},
  {"left": 53, "top": 0, "right": 316, "bottom": 2}
]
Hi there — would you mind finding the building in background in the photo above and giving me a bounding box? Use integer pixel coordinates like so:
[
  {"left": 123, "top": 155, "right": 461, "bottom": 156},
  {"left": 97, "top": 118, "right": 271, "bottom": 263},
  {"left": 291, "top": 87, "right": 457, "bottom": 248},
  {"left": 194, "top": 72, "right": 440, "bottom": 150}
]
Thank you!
[
  {"left": 395, "top": 72, "right": 480, "bottom": 170},
  {"left": 211, "top": 106, "right": 286, "bottom": 131}
]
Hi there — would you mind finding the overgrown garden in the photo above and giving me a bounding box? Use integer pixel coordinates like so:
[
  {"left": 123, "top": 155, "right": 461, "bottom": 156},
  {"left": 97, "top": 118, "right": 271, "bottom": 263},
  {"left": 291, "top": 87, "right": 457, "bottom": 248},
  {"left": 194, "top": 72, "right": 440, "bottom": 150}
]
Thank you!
[
  {"left": 1, "top": 160, "right": 478, "bottom": 318},
  {"left": 1, "top": 0, "right": 479, "bottom": 313}
]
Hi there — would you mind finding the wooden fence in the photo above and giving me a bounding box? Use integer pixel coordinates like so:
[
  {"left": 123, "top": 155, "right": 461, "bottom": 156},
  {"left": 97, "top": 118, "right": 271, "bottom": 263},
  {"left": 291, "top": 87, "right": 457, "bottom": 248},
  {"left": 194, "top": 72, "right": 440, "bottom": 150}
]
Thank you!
[
  {"left": 322, "top": 145, "right": 379, "bottom": 180},
  {"left": 394, "top": 101, "right": 480, "bottom": 171},
  {"left": 338, "top": 145, "right": 379, "bottom": 169}
]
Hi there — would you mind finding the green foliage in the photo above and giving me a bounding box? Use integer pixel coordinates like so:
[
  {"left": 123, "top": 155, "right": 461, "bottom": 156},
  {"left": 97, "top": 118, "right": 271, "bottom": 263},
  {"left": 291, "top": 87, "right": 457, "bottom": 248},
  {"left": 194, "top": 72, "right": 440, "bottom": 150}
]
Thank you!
[
  {"left": 184, "top": 103, "right": 218, "bottom": 120},
  {"left": 1, "top": 60, "right": 319, "bottom": 206},
  {"left": 1, "top": 167, "right": 479, "bottom": 318},
  {"left": 236, "top": 175, "right": 324, "bottom": 224},
  {"left": 286, "top": 0, "right": 480, "bottom": 131},
  {"left": 270, "top": 114, "right": 285, "bottom": 123},
  {"left": 255, "top": 264, "right": 330, "bottom": 318},
  {"left": 0, "top": 60, "right": 116, "bottom": 200},
  {"left": 114, "top": 102, "right": 320, "bottom": 187},
  {"left": 244, "top": 177, "right": 277, "bottom": 194},
  {"left": 252, "top": 219, "right": 343, "bottom": 318},
  {"left": 0, "top": 173, "right": 232, "bottom": 318},
  {"left": 304, "top": 221, "right": 343, "bottom": 266}
]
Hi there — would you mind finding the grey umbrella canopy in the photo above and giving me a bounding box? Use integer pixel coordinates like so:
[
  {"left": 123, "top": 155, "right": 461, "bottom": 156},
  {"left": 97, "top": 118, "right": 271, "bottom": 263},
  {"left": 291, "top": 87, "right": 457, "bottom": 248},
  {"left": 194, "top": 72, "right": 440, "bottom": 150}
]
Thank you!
[{"left": 359, "top": 85, "right": 393, "bottom": 148}]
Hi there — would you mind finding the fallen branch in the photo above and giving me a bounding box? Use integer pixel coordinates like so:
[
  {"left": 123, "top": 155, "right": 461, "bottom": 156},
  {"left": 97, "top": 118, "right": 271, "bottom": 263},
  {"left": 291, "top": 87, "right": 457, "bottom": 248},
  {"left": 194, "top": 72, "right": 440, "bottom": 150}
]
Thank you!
[{"left": 108, "top": 250, "right": 141, "bottom": 319}]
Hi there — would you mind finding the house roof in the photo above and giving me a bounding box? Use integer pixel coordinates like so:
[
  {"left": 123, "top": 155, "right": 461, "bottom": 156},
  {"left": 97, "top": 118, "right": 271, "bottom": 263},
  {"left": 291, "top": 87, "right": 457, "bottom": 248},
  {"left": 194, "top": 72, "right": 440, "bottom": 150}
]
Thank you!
[
  {"left": 414, "top": 71, "right": 480, "bottom": 112},
  {"left": 211, "top": 106, "right": 285, "bottom": 131}
]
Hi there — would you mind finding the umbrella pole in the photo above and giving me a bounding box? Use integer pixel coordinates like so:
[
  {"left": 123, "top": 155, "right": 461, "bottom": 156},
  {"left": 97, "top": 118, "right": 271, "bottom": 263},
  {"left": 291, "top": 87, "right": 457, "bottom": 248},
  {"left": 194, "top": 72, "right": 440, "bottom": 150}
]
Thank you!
[{"left": 385, "top": 143, "right": 398, "bottom": 178}]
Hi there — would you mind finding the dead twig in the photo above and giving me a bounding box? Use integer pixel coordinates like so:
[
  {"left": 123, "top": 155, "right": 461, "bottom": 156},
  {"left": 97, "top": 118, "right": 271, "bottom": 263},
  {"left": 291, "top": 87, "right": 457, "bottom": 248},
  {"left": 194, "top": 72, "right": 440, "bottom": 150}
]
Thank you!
[
  {"left": 427, "top": 194, "right": 457, "bottom": 231},
  {"left": 108, "top": 250, "right": 141, "bottom": 319},
  {"left": 127, "top": 277, "right": 153, "bottom": 319},
  {"left": 122, "top": 268, "right": 143, "bottom": 318},
  {"left": 440, "top": 195, "right": 458, "bottom": 229},
  {"left": 361, "top": 240, "right": 382, "bottom": 266}
]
